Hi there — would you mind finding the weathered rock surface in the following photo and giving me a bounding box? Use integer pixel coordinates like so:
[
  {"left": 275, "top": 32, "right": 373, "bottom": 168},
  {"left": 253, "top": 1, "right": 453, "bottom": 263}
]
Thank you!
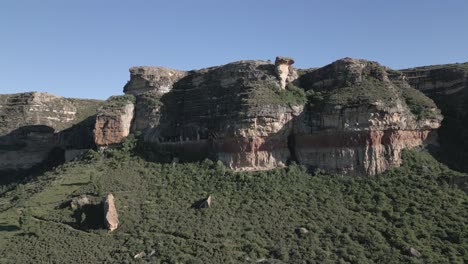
[
  {"left": 401, "top": 63, "right": 468, "bottom": 172},
  {"left": 129, "top": 57, "right": 441, "bottom": 175},
  {"left": 94, "top": 95, "right": 135, "bottom": 146},
  {"left": 130, "top": 60, "right": 301, "bottom": 171},
  {"left": 1, "top": 57, "right": 453, "bottom": 177},
  {"left": 103, "top": 193, "right": 119, "bottom": 232},
  {"left": 124, "top": 66, "right": 187, "bottom": 96},
  {"left": 198, "top": 195, "right": 212, "bottom": 209},
  {"left": 0, "top": 92, "right": 102, "bottom": 174},
  {"left": 294, "top": 58, "right": 442, "bottom": 175},
  {"left": 275, "top": 56, "right": 298, "bottom": 89}
]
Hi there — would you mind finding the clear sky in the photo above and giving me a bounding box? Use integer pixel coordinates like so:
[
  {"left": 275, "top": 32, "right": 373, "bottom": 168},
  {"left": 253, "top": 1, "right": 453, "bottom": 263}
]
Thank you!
[{"left": 1, "top": 0, "right": 467, "bottom": 99}]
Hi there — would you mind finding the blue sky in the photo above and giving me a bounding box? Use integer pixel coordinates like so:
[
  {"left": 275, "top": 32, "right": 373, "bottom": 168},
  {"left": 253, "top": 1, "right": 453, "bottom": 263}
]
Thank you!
[{"left": 1, "top": 0, "right": 467, "bottom": 99}]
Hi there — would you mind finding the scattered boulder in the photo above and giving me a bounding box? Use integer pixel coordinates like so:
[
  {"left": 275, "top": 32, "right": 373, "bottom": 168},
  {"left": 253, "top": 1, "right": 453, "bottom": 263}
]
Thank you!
[
  {"left": 103, "top": 193, "right": 119, "bottom": 232},
  {"left": 295, "top": 227, "right": 309, "bottom": 237},
  {"left": 134, "top": 251, "right": 146, "bottom": 259},
  {"left": 408, "top": 247, "right": 422, "bottom": 258},
  {"left": 197, "top": 195, "right": 212, "bottom": 209},
  {"left": 70, "top": 195, "right": 91, "bottom": 210}
]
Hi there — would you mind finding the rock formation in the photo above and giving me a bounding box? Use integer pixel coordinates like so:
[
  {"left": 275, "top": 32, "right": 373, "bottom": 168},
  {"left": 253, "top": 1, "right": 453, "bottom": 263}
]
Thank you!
[
  {"left": 198, "top": 195, "right": 212, "bottom": 209},
  {"left": 294, "top": 58, "right": 442, "bottom": 175},
  {"left": 1, "top": 57, "right": 453, "bottom": 177},
  {"left": 103, "top": 193, "right": 119, "bottom": 232},
  {"left": 94, "top": 95, "right": 135, "bottom": 146},
  {"left": 275, "top": 56, "right": 298, "bottom": 90},
  {"left": 126, "top": 57, "right": 441, "bottom": 175},
  {"left": 123, "top": 66, "right": 187, "bottom": 96},
  {"left": 0, "top": 92, "right": 102, "bottom": 175},
  {"left": 401, "top": 63, "right": 468, "bottom": 172}
]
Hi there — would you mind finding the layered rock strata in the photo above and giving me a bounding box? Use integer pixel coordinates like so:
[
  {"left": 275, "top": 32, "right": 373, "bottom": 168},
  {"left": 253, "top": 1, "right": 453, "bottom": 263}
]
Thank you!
[
  {"left": 401, "top": 63, "right": 468, "bottom": 172},
  {"left": 94, "top": 95, "right": 135, "bottom": 146},
  {"left": 0, "top": 92, "right": 102, "bottom": 173},
  {"left": 128, "top": 60, "right": 301, "bottom": 171},
  {"left": 125, "top": 57, "right": 442, "bottom": 175},
  {"left": 294, "top": 58, "right": 441, "bottom": 175}
]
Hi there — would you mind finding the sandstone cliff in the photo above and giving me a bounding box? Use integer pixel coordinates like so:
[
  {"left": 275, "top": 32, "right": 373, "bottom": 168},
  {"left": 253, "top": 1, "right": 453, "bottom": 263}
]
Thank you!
[
  {"left": 124, "top": 57, "right": 442, "bottom": 175},
  {"left": 401, "top": 63, "right": 468, "bottom": 172},
  {"left": 94, "top": 95, "right": 135, "bottom": 146},
  {"left": 0, "top": 92, "right": 102, "bottom": 177},
  {"left": 0, "top": 57, "right": 449, "bottom": 177},
  {"left": 295, "top": 58, "right": 441, "bottom": 175}
]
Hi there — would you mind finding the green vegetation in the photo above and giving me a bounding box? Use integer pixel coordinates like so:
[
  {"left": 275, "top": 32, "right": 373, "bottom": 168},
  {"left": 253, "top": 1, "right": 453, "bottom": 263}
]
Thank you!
[
  {"left": 68, "top": 98, "right": 103, "bottom": 124},
  {"left": 98, "top": 95, "right": 136, "bottom": 116},
  {"left": 401, "top": 87, "right": 439, "bottom": 120},
  {"left": 307, "top": 77, "right": 397, "bottom": 112},
  {"left": 246, "top": 81, "right": 307, "bottom": 106},
  {"left": 0, "top": 139, "right": 466, "bottom": 263},
  {"left": 330, "top": 77, "right": 395, "bottom": 106}
]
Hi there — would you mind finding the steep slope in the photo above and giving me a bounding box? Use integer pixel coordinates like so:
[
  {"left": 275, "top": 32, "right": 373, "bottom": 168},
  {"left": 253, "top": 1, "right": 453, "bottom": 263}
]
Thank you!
[
  {"left": 401, "top": 63, "right": 468, "bottom": 172},
  {"left": 295, "top": 58, "right": 442, "bottom": 175},
  {"left": 0, "top": 92, "right": 102, "bottom": 180},
  {"left": 125, "top": 57, "right": 441, "bottom": 175},
  {"left": 0, "top": 145, "right": 466, "bottom": 263},
  {"left": 127, "top": 60, "right": 304, "bottom": 171}
]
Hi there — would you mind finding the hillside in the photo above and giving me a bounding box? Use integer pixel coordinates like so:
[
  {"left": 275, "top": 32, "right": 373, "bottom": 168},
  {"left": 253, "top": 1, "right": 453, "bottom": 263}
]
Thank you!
[
  {"left": 0, "top": 58, "right": 467, "bottom": 263},
  {"left": 0, "top": 138, "right": 466, "bottom": 263}
]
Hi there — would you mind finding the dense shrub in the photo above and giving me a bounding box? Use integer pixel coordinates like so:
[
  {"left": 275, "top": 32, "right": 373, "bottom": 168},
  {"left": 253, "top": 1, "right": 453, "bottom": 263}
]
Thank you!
[{"left": 0, "top": 149, "right": 466, "bottom": 263}]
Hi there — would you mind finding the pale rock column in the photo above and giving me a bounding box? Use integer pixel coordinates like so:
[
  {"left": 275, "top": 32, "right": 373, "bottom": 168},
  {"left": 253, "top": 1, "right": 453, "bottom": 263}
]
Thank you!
[{"left": 275, "top": 56, "right": 297, "bottom": 89}]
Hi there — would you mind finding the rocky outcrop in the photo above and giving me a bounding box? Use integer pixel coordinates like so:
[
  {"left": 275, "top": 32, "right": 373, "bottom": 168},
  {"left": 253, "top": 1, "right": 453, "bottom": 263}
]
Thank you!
[
  {"left": 0, "top": 92, "right": 102, "bottom": 174},
  {"left": 275, "top": 56, "right": 298, "bottom": 89},
  {"left": 0, "top": 57, "right": 449, "bottom": 177},
  {"left": 401, "top": 63, "right": 468, "bottom": 172},
  {"left": 295, "top": 58, "right": 442, "bottom": 175},
  {"left": 127, "top": 57, "right": 442, "bottom": 175},
  {"left": 103, "top": 193, "right": 119, "bottom": 232},
  {"left": 123, "top": 66, "right": 187, "bottom": 96},
  {"left": 128, "top": 60, "right": 303, "bottom": 171},
  {"left": 94, "top": 95, "right": 135, "bottom": 146}
]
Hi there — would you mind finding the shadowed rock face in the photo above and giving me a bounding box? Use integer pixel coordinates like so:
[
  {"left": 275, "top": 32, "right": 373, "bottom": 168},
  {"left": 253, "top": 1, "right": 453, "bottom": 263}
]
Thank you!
[
  {"left": 127, "top": 58, "right": 442, "bottom": 175},
  {"left": 401, "top": 63, "right": 468, "bottom": 172},
  {"left": 0, "top": 92, "right": 102, "bottom": 173}
]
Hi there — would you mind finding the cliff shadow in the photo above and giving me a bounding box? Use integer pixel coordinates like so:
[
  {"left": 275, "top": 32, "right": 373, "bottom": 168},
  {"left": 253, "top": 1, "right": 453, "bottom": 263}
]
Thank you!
[{"left": 0, "top": 116, "right": 97, "bottom": 188}]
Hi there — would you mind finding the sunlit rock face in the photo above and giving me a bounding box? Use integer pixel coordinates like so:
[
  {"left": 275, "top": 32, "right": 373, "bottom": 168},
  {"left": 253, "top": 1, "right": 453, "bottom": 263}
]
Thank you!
[
  {"left": 126, "top": 60, "right": 301, "bottom": 171},
  {"left": 294, "top": 58, "right": 442, "bottom": 175},
  {"left": 127, "top": 57, "right": 442, "bottom": 175},
  {"left": 94, "top": 97, "right": 135, "bottom": 146},
  {"left": 0, "top": 57, "right": 446, "bottom": 176}
]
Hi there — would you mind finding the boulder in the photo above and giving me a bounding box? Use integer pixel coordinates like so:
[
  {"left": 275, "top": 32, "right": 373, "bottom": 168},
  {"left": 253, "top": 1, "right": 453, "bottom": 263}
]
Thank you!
[
  {"left": 408, "top": 247, "right": 422, "bottom": 258},
  {"left": 198, "top": 195, "right": 212, "bottom": 209},
  {"left": 70, "top": 195, "right": 91, "bottom": 210},
  {"left": 103, "top": 193, "right": 119, "bottom": 232}
]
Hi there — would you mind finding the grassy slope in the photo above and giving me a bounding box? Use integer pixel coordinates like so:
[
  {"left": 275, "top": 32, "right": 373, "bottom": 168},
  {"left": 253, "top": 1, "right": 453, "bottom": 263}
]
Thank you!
[{"left": 0, "top": 142, "right": 467, "bottom": 263}]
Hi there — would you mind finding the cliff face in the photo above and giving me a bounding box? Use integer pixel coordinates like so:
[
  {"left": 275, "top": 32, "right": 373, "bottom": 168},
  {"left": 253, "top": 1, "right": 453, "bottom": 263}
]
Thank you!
[
  {"left": 401, "top": 63, "right": 468, "bottom": 172},
  {"left": 94, "top": 95, "right": 135, "bottom": 146},
  {"left": 0, "top": 58, "right": 449, "bottom": 177},
  {"left": 293, "top": 58, "right": 442, "bottom": 175},
  {"left": 0, "top": 92, "right": 102, "bottom": 174},
  {"left": 128, "top": 60, "right": 302, "bottom": 170},
  {"left": 125, "top": 57, "right": 442, "bottom": 175}
]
